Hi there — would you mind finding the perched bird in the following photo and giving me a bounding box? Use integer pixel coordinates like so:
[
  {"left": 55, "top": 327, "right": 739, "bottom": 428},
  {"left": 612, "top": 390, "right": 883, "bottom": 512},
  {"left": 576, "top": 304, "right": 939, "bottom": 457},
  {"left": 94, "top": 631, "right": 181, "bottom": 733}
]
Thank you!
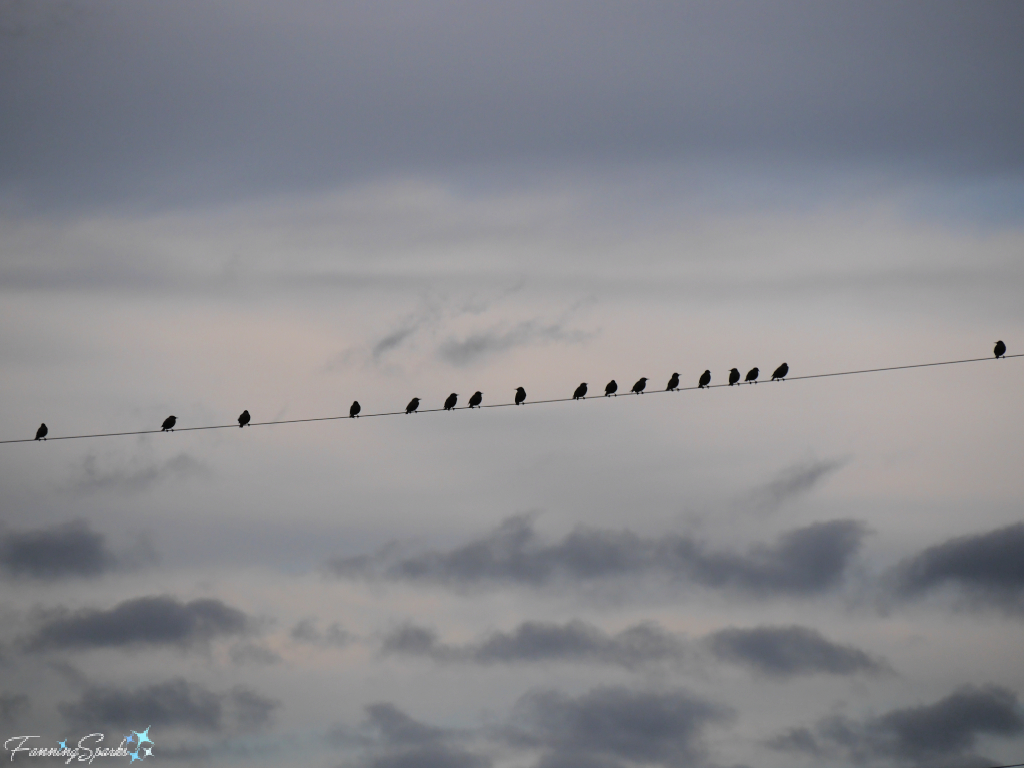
[
  {"left": 605, "top": 380, "right": 618, "bottom": 397},
  {"left": 729, "top": 368, "right": 740, "bottom": 386},
  {"left": 632, "top": 377, "right": 648, "bottom": 394},
  {"left": 405, "top": 398, "right": 420, "bottom": 414},
  {"left": 698, "top": 370, "right": 711, "bottom": 389},
  {"left": 350, "top": 401, "right": 361, "bottom": 418},
  {"left": 573, "top": 382, "right": 588, "bottom": 400},
  {"left": 444, "top": 393, "right": 458, "bottom": 411},
  {"left": 468, "top": 391, "right": 483, "bottom": 408},
  {"left": 35, "top": 423, "right": 47, "bottom": 441},
  {"left": 772, "top": 363, "right": 789, "bottom": 381},
  {"left": 515, "top": 387, "right": 527, "bottom": 405},
  {"left": 161, "top": 415, "right": 177, "bottom": 431},
  {"left": 238, "top": 410, "right": 250, "bottom": 427},
  {"left": 745, "top": 367, "right": 759, "bottom": 384},
  {"left": 666, "top": 373, "right": 679, "bottom": 391},
  {"left": 994, "top": 340, "right": 1006, "bottom": 358}
]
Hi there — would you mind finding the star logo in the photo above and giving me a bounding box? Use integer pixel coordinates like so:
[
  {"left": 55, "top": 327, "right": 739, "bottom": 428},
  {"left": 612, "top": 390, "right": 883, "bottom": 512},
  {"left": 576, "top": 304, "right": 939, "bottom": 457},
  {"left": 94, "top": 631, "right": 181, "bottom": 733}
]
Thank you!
[
  {"left": 127, "top": 727, "right": 154, "bottom": 761},
  {"left": 58, "top": 741, "right": 66, "bottom": 749}
]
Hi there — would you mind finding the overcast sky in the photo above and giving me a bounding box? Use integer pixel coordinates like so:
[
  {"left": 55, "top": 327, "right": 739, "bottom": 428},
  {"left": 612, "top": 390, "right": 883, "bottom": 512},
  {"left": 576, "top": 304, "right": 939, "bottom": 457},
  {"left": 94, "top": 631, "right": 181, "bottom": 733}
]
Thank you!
[{"left": 1, "top": 2, "right": 1023, "bottom": 767}]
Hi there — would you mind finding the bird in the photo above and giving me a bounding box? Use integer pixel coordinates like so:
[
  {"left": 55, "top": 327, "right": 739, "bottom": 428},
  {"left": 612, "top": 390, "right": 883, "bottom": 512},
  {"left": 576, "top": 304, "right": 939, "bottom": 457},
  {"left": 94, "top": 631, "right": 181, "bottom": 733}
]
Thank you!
[
  {"left": 604, "top": 380, "right": 618, "bottom": 396},
  {"left": 729, "top": 368, "right": 740, "bottom": 386},
  {"left": 772, "top": 363, "right": 789, "bottom": 380},
  {"left": 238, "top": 410, "right": 250, "bottom": 427},
  {"left": 350, "top": 401, "right": 361, "bottom": 418},
  {"left": 515, "top": 387, "right": 527, "bottom": 405},
  {"left": 573, "top": 383, "right": 588, "bottom": 400},
  {"left": 405, "top": 398, "right": 420, "bottom": 414},
  {"left": 994, "top": 340, "right": 1006, "bottom": 358},
  {"left": 631, "top": 377, "right": 648, "bottom": 394},
  {"left": 161, "top": 415, "right": 177, "bottom": 431},
  {"left": 666, "top": 373, "right": 679, "bottom": 391},
  {"left": 745, "top": 367, "right": 759, "bottom": 384},
  {"left": 698, "top": 370, "right": 711, "bottom": 388},
  {"left": 468, "top": 391, "right": 483, "bottom": 408},
  {"left": 35, "top": 423, "right": 47, "bottom": 441},
  {"left": 444, "top": 393, "right": 458, "bottom": 411}
]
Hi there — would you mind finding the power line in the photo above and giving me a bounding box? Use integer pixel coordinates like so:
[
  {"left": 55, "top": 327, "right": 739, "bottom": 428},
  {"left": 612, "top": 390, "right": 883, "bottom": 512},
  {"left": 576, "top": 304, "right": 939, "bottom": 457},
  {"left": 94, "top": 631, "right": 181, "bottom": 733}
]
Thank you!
[{"left": 3, "top": 352, "right": 1019, "bottom": 446}]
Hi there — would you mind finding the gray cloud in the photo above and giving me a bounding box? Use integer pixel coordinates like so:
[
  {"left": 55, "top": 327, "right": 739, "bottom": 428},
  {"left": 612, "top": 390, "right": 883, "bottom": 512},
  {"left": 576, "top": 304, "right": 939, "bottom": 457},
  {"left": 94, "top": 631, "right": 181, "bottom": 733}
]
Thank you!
[
  {"left": 768, "top": 684, "right": 1024, "bottom": 764},
  {"left": 0, "top": 692, "right": 30, "bottom": 725},
  {"left": 228, "top": 642, "right": 282, "bottom": 666},
  {"left": 329, "top": 514, "right": 867, "bottom": 596},
  {"left": 73, "top": 452, "right": 209, "bottom": 495},
  {"left": 23, "top": 595, "right": 249, "bottom": 651},
  {"left": 706, "top": 625, "right": 888, "bottom": 678},
  {"left": 437, "top": 321, "right": 591, "bottom": 367},
  {"left": 290, "top": 618, "right": 351, "bottom": 648},
  {"left": 372, "top": 325, "right": 420, "bottom": 362},
  {"left": 0, "top": 519, "right": 119, "bottom": 580},
  {"left": 381, "top": 620, "right": 686, "bottom": 669},
  {"left": 755, "top": 458, "right": 847, "bottom": 507}
]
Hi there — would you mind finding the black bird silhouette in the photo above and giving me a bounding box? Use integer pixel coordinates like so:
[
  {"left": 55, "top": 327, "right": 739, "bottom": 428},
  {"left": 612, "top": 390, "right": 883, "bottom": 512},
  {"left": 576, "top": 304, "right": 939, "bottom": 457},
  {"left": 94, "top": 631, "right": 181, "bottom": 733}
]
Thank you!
[
  {"left": 994, "top": 340, "right": 1006, "bottom": 358},
  {"left": 515, "top": 387, "right": 527, "bottom": 405},
  {"left": 745, "top": 367, "right": 759, "bottom": 383},
  {"left": 728, "top": 368, "right": 740, "bottom": 386},
  {"left": 573, "top": 383, "right": 588, "bottom": 400},
  {"left": 350, "top": 401, "right": 361, "bottom": 418},
  {"left": 405, "top": 398, "right": 420, "bottom": 414},
  {"left": 468, "top": 391, "right": 483, "bottom": 408},
  {"left": 161, "top": 415, "right": 177, "bottom": 431},
  {"left": 605, "top": 380, "right": 618, "bottom": 396},
  {"left": 772, "top": 363, "right": 789, "bottom": 380},
  {"left": 698, "top": 370, "right": 711, "bottom": 388},
  {"left": 238, "top": 410, "right": 250, "bottom": 427},
  {"left": 632, "top": 377, "right": 648, "bottom": 394},
  {"left": 666, "top": 373, "right": 679, "bottom": 391},
  {"left": 35, "top": 423, "right": 47, "bottom": 440},
  {"left": 444, "top": 393, "right": 458, "bottom": 411}
]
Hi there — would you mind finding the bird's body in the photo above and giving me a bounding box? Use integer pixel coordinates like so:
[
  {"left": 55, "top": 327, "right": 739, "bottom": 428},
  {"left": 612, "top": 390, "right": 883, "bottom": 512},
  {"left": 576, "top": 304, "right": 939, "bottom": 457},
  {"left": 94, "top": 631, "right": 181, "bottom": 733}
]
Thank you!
[
  {"left": 515, "top": 387, "right": 526, "bottom": 405},
  {"left": 772, "top": 363, "right": 789, "bottom": 380},
  {"left": 405, "top": 398, "right": 420, "bottom": 414},
  {"left": 745, "top": 367, "right": 759, "bottom": 384},
  {"left": 573, "top": 383, "right": 588, "bottom": 400},
  {"left": 350, "top": 401, "right": 361, "bottom": 418},
  {"left": 35, "top": 423, "right": 47, "bottom": 440},
  {"left": 729, "top": 368, "right": 740, "bottom": 386},
  {"left": 994, "top": 340, "right": 1006, "bottom": 358},
  {"left": 468, "top": 391, "right": 483, "bottom": 408},
  {"left": 632, "top": 377, "right": 648, "bottom": 394},
  {"left": 444, "top": 393, "right": 458, "bottom": 411},
  {"left": 698, "top": 370, "right": 711, "bottom": 388},
  {"left": 605, "top": 380, "right": 617, "bottom": 396},
  {"left": 161, "top": 415, "right": 177, "bottom": 431},
  {"left": 666, "top": 373, "right": 679, "bottom": 391},
  {"left": 238, "top": 410, "right": 250, "bottom": 427}
]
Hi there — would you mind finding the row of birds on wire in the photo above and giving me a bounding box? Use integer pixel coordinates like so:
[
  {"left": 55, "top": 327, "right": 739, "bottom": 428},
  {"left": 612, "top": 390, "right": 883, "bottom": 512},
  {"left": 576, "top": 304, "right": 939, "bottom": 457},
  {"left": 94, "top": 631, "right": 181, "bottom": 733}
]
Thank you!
[{"left": 28, "top": 340, "right": 1010, "bottom": 441}]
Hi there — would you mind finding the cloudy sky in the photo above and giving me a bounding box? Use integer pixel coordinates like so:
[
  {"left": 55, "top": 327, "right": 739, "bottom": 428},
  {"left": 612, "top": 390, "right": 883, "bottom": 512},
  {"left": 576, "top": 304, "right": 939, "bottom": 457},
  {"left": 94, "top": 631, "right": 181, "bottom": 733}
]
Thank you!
[{"left": 2, "top": 2, "right": 1023, "bottom": 766}]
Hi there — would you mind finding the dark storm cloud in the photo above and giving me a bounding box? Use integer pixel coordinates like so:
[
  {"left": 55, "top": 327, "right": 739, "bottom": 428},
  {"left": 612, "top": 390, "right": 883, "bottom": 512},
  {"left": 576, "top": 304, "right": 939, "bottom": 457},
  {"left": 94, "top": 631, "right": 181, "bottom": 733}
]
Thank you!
[
  {"left": 380, "top": 620, "right": 687, "bottom": 669},
  {"left": 769, "top": 684, "right": 1024, "bottom": 764},
  {"left": 23, "top": 595, "right": 249, "bottom": 651},
  {"left": 1, "top": 2, "right": 1022, "bottom": 212},
  {"left": 0, "top": 692, "right": 30, "bottom": 725},
  {"left": 437, "top": 321, "right": 591, "bottom": 367},
  {"left": 755, "top": 458, "right": 847, "bottom": 507},
  {"left": 328, "top": 514, "right": 867, "bottom": 596},
  {"left": 888, "top": 522, "right": 1024, "bottom": 613},
  {"left": 0, "top": 519, "right": 118, "bottom": 579},
  {"left": 706, "top": 625, "right": 887, "bottom": 678}
]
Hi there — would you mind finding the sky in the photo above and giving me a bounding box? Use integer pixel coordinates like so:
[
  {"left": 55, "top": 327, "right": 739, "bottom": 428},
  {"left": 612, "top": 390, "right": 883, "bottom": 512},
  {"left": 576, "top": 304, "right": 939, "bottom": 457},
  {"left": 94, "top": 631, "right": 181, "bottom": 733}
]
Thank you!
[{"left": 1, "top": 2, "right": 1023, "bottom": 766}]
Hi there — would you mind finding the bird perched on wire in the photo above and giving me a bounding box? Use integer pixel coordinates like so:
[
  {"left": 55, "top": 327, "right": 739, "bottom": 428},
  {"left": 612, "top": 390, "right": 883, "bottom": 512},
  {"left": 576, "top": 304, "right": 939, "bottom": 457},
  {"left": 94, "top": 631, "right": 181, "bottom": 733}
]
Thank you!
[
  {"left": 405, "top": 398, "right": 420, "bottom": 414},
  {"left": 468, "top": 392, "right": 483, "bottom": 408},
  {"left": 745, "top": 367, "right": 759, "bottom": 384},
  {"left": 772, "top": 363, "right": 789, "bottom": 380},
  {"left": 666, "top": 373, "right": 679, "bottom": 391},
  {"left": 515, "top": 387, "right": 527, "bottom": 405},
  {"left": 994, "top": 340, "right": 1006, "bottom": 358},
  {"left": 573, "top": 383, "right": 588, "bottom": 400},
  {"left": 604, "top": 380, "right": 617, "bottom": 397},
  {"left": 444, "top": 393, "right": 458, "bottom": 411},
  {"left": 632, "top": 377, "right": 648, "bottom": 394},
  {"left": 350, "top": 401, "right": 361, "bottom": 418},
  {"left": 161, "top": 416, "right": 177, "bottom": 431},
  {"left": 729, "top": 368, "right": 740, "bottom": 386},
  {"left": 698, "top": 370, "right": 711, "bottom": 389},
  {"left": 35, "top": 423, "right": 47, "bottom": 441},
  {"left": 238, "top": 410, "right": 250, "bottom": 427}
]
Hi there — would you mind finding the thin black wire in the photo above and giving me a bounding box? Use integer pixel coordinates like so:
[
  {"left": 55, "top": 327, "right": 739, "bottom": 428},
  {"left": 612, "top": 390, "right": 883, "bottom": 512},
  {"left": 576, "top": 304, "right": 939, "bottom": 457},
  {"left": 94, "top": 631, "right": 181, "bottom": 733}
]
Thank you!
[{"left": 3, "top": 353, "right": 1020, "bottom": 445}]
